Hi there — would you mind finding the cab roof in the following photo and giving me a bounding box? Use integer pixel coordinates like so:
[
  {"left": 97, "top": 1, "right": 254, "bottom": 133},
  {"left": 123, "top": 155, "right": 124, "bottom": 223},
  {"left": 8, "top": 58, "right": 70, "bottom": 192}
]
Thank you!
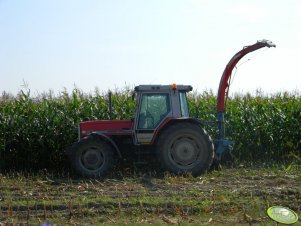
[{"left": 134, "top": 84, "right": 193, "bottom": 92}]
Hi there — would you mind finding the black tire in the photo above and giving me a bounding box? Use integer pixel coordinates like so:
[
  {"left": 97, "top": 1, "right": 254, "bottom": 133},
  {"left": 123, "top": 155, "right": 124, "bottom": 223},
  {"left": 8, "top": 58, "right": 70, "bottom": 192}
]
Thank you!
[
  {"left": 68, "top": 136, "right": 115, "bottom": 177},
  {"left": 157, "top": 123, "right": 214, "bottom": 176}
]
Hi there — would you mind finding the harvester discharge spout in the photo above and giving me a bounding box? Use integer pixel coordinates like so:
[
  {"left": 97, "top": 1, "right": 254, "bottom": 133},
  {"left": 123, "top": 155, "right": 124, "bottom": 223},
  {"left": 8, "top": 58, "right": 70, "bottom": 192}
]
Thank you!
[{"left": 215, "top": 39, "right": 276, "bottom": 160}]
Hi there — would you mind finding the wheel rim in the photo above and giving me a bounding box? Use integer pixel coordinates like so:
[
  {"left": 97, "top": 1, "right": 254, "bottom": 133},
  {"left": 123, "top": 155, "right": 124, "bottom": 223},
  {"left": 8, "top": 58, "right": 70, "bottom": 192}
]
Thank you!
[
  {"left": 80, "top": 146, "right": 104, "bottom": 171},
  {"left": 168, "top": 136, "right": 201, "bottom": 169}
]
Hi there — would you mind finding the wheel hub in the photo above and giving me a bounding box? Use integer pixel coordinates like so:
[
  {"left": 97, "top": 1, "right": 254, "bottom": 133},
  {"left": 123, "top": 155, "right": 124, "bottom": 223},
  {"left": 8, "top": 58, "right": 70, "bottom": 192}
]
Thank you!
[
  {"left": 170, "top": 138, "right": 199, "bottom": 166},
  {"left": 81, "top": 147, "right": 104, "bottom": 170}
]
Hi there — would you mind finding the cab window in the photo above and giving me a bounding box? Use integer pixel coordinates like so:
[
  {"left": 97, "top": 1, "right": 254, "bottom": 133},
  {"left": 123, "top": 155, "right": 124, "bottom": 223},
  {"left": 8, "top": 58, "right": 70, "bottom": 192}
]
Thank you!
[
  {"left": 138, "top": 93, "right": 170, "bottom": 129},
  {"left": 179, "top": 91, "right": 189, "bottom": 117}
]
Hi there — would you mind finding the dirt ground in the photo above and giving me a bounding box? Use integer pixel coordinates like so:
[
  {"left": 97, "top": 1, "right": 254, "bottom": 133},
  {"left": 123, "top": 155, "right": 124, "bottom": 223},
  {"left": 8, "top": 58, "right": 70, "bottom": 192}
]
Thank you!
[{"left": 0, "top": 165, "right": 300, "bottom": 225}]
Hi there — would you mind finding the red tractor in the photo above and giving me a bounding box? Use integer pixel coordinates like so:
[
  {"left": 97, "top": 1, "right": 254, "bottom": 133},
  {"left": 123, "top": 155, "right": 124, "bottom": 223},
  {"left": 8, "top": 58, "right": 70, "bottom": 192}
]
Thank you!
[{"left": 67, "top": 40, "right": 275, "bottom": 177}]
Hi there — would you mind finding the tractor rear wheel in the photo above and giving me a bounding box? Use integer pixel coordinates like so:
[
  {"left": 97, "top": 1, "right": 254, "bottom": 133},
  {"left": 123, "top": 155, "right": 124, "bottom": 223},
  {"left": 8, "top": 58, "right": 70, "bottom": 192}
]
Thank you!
[
  {"left": 68, "top": 136, "right": 115, "bottom": 177},
  {"left": 157, "top": 123, "right": 214, "bottom": 176}
]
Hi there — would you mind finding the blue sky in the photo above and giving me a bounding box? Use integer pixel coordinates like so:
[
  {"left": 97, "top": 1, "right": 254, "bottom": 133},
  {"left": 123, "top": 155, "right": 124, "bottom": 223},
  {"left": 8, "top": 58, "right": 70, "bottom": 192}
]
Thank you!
[{"left": 0, "top": 0, "right": 300, "bottom": 95}]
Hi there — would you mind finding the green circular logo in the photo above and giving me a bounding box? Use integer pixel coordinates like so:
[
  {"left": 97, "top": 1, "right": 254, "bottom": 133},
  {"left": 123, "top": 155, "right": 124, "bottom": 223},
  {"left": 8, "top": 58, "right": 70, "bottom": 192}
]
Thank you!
[{"left": 267, "top": 206, "right": 298, "bottom": 224}]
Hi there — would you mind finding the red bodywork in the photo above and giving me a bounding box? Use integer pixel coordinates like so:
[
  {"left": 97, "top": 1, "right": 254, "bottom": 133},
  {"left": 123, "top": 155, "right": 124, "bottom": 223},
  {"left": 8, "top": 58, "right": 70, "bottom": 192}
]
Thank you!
[{"left": 79, "top": 120, "right": 133, "bottom": 138}]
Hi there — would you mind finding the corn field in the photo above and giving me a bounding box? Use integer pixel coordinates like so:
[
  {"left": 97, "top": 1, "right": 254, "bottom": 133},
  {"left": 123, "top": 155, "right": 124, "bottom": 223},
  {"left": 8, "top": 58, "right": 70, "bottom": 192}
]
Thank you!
[{"left": 0, "top": 88, "right": 300, "bottom": 171}]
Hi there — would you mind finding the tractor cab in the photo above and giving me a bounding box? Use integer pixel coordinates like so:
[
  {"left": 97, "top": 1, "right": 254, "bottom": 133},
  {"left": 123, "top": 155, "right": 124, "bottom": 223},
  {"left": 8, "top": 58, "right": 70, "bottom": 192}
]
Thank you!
[{"left": 133, "top": 84, "right": 193, "bottom": 144}]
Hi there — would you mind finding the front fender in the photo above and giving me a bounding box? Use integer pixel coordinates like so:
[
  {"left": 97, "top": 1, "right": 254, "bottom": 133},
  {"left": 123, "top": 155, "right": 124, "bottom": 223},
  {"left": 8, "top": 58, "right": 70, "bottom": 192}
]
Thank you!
[
  {"left": 65, "top": 133, "right": 122, "bottom": 158},
  {"left": 90, "top": 132, "right": 122, "bottom": 158}
]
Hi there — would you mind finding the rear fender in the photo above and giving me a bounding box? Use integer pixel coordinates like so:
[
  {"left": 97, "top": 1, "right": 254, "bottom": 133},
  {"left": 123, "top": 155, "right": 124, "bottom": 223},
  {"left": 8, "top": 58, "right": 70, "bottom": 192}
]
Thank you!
[
  {"left": 90, "top": 132, "right": 122, "bottom": 158},
  {"left": 152, "top": 118, "right": 203, "bottom": 144}
]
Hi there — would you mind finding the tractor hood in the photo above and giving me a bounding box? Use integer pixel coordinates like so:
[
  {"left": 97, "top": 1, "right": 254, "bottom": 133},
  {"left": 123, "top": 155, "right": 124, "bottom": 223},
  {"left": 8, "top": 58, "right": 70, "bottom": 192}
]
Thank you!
[{"left": 79, "top": 120, "right": 133, "bottom": 138}]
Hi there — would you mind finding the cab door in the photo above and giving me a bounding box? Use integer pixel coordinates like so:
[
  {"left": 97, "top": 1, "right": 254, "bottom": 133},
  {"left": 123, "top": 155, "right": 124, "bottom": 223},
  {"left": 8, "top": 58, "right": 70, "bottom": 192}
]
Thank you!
[{"left": 134, "top": 92, "right": 171, "bottom": 144}]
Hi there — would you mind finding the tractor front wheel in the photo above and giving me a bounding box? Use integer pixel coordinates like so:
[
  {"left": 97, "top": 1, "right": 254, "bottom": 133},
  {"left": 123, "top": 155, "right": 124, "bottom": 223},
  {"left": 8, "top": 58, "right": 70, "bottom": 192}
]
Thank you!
[
  {"left": 68, "top": 136, "right": 115, "bottom": 177},
  {"left": 157, "top": 123, "right": 214, "bottom": 176}
]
